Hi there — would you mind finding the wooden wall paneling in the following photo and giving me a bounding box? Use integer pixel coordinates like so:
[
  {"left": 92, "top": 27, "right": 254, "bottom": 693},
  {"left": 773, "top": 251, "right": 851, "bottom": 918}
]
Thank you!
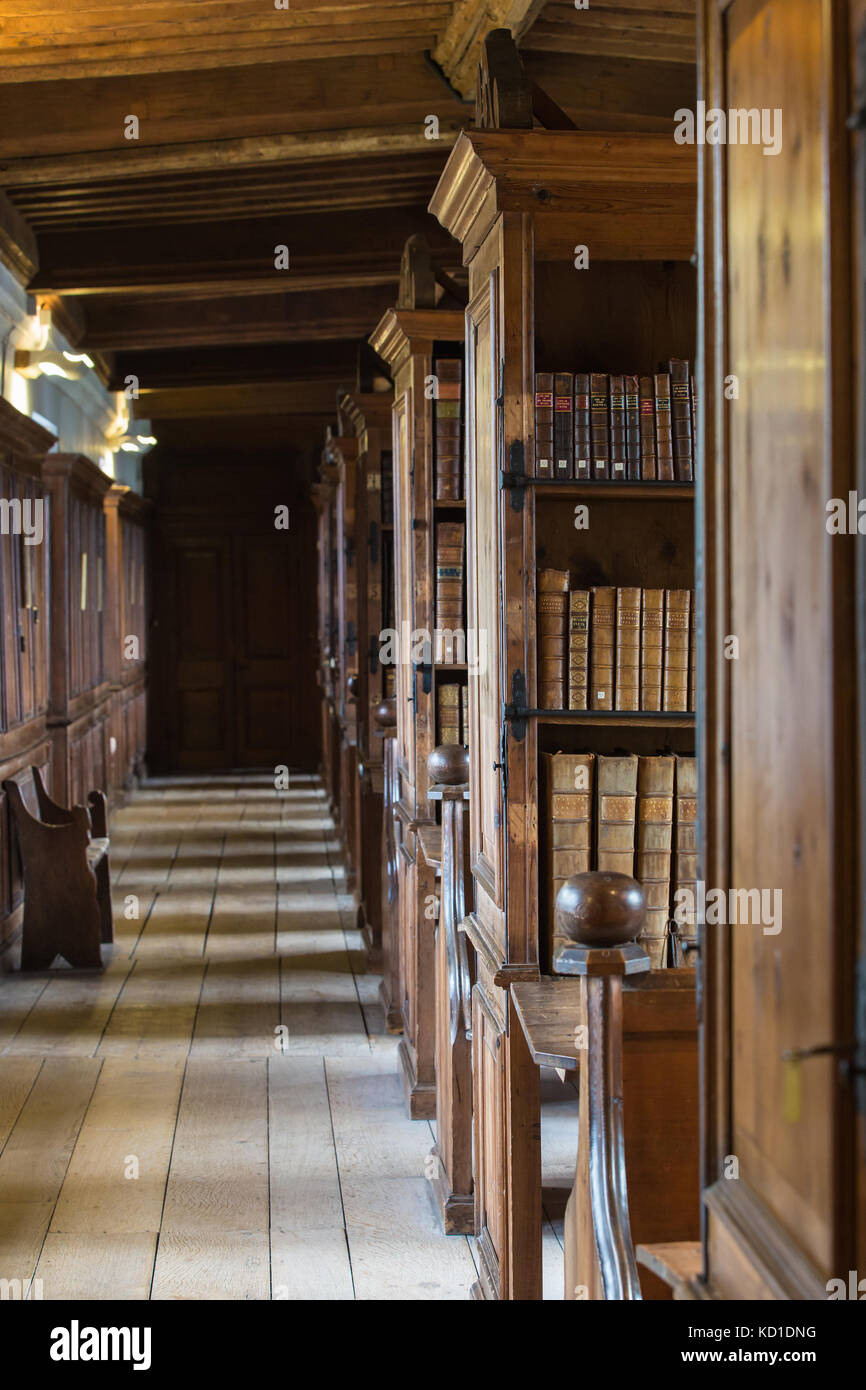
[
  {"left": 698, "top": 0, "right": 860, "bottom": 1300},
  {"left": 41, "top": 454, "right": 112, "bottom": 809},
  {"left": 430, "top": 128, "right": 698, "bottom": 1298},
  {"left": 104, "top": 484, "right": 150, "bottom": 801},
  {"left": 0, "top": 401, "right": 55, "bottom": 950},
  {"left": 369, "top": 306, "right": 465, "bottom": 1118},
  {"left": 338, "top": 391, "right": 394, "bottom": 960},
  {"left": 145, "top": 451, "right": 320, "bottom": 775}
]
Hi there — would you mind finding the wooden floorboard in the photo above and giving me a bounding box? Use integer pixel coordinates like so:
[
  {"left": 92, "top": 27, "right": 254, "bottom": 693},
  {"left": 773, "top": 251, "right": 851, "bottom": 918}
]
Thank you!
[{"left": 0, "top": 774, "right": 476, "bottom": 1301}]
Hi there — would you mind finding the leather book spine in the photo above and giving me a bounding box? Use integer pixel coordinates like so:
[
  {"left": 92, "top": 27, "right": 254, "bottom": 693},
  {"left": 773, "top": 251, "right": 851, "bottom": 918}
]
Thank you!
[
  {"left": 615, "top": 586, "right": 641, "bottom": 711},
  {"left": 640, "top": 588, "right": 664, "bottom": 712},
  {"left": 574, "top": 373, "right": 591, "bottom": 480},
  {"left": 655, "top": 372, "right": 674, "bottom": 481},
  {"left": 674, "top": 756, "right": 699, "bottom": 960},
  {"left": 636, "top": 756, "right": 675, "bottom": 969},
  {"left": 663, "top": 588, "right": 691, "bottom": 712},
  {"left": 590, "top": 585, "right": 616, "bottom": 711},
  {"left": 435, "top": 521, "right": 465, "bottom": 652},
  {"left": 434, "top": 357, "right": 463, "bottom": 500},
  {"left": 609, "top": 373, "right": 627, "bottom": 481},
  {"left": 597, "top": 754, "right": 638, "bottom": 877},
  {"left": 554, "top": 372, "right": 574, "bottom": 479},
  {"left": 545, "top": 751, "right": 595, "bottom": 964},
  {"left": 537, "top": 568, "right": 570, "bottom": 709},
  {"left": 535, "top": 372, "right": 554, "bottom": 479},
  {"left": 437, "top": 683, "right": 461, "bottom": 745},
  {"left": 460, "top": 684, "right": 469, "bottom": 746},
  {"left": 625, "top": 373, "right": 641, "bottom": 481},
  {"left": 669, "top": 357, "right": 694, "bottom": 483},
  {"left": 567, "top": 589, "right": 590, "bottom": 711},
  {"left": 590, "top": 372, "right": 610, "bottom": 480},
  {"left": 639, "top": 375, "right": 657, "bottom": 480}
]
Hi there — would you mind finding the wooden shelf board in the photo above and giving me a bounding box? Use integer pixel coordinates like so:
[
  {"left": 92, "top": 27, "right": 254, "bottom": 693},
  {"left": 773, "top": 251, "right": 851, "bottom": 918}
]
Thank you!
[
  {"left": 530, "top": 711, "right": 696, "bottom": 729},
  {"left": 530, "top": 480, "right": 694, "bottom": 501}
]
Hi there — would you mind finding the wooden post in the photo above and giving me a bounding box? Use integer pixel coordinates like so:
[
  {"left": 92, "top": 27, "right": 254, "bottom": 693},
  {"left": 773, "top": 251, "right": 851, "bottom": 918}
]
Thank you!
[
  {"left": 373, "top": 697, "right": 402, "bottom": 1032},
  {"left": 554, "top": 871, "right": 650, "bottom": 1301},
  {"left": 427, "top": 744, "right": 474, "bottom": 1232}
]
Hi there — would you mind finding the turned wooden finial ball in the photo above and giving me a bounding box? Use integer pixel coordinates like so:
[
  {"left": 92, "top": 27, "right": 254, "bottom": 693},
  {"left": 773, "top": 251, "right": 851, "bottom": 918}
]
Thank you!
[
  {"left": 347, "top": 675, "right": 359, "bottom": 698},
  {"left": 373, "top": 697, "right": 397, "bottom": 728},
  {"left": 428, "top": 743, "right": 469, "bottom": 786},
  {"left": 555, "top": 872, "right": 645, "bottom": 950}
]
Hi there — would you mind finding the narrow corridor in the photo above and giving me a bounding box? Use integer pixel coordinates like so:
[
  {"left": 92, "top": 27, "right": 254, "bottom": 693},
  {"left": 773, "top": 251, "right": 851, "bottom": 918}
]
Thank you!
[{"left": 0, "top": 774, "right": 478, "bottom": 1300}]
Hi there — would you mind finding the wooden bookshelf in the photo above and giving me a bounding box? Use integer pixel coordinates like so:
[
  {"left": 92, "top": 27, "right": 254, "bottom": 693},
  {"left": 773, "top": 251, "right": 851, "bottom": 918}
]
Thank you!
[
  {"left": 323, "top": 431, "right": 360, "bottom": 895},
  {"left": 337, "top": 389, "right": 394, "bottom": 962},
  {"left": 369, "top": 301, "right": 465, "bottom": 1120},
  {"left": 430, "top": 124, "right": 698, "bottom": 1301},
  {"left": 312, "top": 463, "right": 341, "bottom": 827}
]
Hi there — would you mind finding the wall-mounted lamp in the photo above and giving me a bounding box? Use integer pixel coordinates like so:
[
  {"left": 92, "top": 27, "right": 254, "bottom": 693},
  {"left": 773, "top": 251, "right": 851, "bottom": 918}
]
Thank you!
[{"left": 14, "top": 350, "right": 83, "bottom": 381}]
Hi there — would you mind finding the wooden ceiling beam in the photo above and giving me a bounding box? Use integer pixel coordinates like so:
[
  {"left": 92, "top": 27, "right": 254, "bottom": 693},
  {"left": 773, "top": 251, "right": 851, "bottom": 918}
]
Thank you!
[
  {"left": 0, "top": 188, "right": 37, "bottom": 282},
  {"left": 80, "top": 283, "right": 401, "bottom": 351},
  {"left": 433, "top": 0, "right": 548, "bottom": 98},
  {"left": 130, "top": 380, "right": 345, "bottom": 420},
  {"left": 0, "top": 53, "right": 466, "bottom": 163},
  {"left": 519, "top": 49, "right": 696, "bottom": 131},
  {"left": 29, "top": 205, "right": 457, "bottom": 296},
  {"left": 109, "top": 341, "right": 360, "bottom": 391},
  {"left": 0, "top": 123, "right": 464, "bottom": 190}
]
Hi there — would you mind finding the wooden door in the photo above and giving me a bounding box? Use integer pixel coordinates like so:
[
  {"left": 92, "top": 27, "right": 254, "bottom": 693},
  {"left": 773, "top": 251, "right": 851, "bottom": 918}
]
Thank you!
[
  {"left": 700, "top": 0, "right": 859, "bottom": 1297},
  {"left": 465, "top": 272, "right": 504, "bottom": 910},
  {"left": 170, "top": 538, "right": 234, "bottom": 769},
  {"left": 233, "top": 535, "right": 295, "bottom": 766},
  {"left": 392, "top": 389, "right": 415, "bottom": 814}
]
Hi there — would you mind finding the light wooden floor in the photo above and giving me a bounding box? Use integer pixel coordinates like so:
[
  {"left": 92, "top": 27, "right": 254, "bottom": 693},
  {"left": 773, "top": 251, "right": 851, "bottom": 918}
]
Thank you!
[{"left": 0, "top": 772, "right": 572, "bottom": 1300}]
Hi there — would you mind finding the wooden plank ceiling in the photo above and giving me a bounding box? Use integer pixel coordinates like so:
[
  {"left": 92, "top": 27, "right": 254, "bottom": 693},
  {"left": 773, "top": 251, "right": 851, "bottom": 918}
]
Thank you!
[{"left": 0, "top": 0, "right": 695, "bottom": 426}]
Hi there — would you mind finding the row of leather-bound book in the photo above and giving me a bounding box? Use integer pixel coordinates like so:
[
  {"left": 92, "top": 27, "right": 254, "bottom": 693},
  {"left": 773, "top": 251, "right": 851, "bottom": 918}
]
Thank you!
[
  {"left": 435, "top": 520, "right": 465, "bottom": 643},
  {"left": 534, "top": 358, "right": 695, "bottom": 482},
  {"left": 433, "top": 357, "right": 463, "bottom": 500},
  {"left": 437, "top": 682, "right": 469, "bottom": 746},
  {"left": 544, "top": 751, "right": 698, "bottom": 970},
  {"left": 537, "top": 572, "right": 696, "bottom": 712}
]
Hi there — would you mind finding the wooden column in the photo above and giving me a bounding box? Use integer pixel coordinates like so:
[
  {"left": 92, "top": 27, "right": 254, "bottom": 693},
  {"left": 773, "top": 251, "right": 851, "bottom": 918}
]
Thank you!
[{"left": 426, "top": 743, "right": 474, "bottom": 1233}]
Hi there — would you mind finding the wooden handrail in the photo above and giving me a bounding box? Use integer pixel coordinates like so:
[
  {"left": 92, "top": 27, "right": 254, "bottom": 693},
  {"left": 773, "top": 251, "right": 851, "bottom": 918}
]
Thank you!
[{"left": 554, "top": 871, "right": 650, "bottom": 1300}]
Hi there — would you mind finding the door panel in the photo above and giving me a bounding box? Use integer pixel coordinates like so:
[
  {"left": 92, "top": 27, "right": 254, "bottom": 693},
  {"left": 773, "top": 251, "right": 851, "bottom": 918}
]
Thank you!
[
  {"left": 172, "top": 541, "right": 233, "bottom": 768},
  {"left": 466, "top": 274, "right": 503, "bottom": 907},
  {"left": 234, "top": 537, "right": 294, "bottom": 765},
  {"left": 701, "top": 0, "right": 857, "bottom": 1295}
]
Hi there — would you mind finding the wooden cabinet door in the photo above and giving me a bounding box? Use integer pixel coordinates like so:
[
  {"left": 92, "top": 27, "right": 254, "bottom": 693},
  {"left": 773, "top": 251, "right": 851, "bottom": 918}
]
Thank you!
[
  {"left": 701, "top": 0, "right": 859, "bottom": 1297},
  {"left": 392, "top": 390, "right": 415, "bottom": 812},
  {"left": 466, "top": 273, "right": 504, "bottom": 908}
]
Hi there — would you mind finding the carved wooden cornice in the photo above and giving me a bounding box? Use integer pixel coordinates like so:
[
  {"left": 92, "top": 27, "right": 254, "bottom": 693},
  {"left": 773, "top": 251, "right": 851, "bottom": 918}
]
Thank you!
[
  {"left": 369, "top": 307, "right": 466, "bottom": 376},
  {"left": 429, "top": 128, "right": 697, "bottom": 263}
]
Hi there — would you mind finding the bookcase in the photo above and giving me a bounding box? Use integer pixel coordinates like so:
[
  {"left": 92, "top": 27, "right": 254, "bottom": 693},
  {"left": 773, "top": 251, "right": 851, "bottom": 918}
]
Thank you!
[
  {"left": 430, "top": 128, "right": 698, "bottom": 1298},
  {"left": 0, "top": 401, "right": 55, "bottom": 948},
  {"left": 325, "top": 430, "right": 361, "bottom": 895},
  {"left": 368, "top": 304, "right": 466, "bottom": 1118},
  {"left": 337, "top": 389, "right": 394, "bottom": 960},
  {"left": 312, "top": 462, "right": 341, "bottom": 824},
  {"left": 42, "top": 454, "right": 113, "bottom": 810},
  {"left": 104, "top": 484, "right": 149, "bottom": 800}
]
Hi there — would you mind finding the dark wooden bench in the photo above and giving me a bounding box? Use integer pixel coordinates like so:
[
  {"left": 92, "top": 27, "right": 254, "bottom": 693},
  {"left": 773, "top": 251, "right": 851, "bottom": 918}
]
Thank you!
[{"left": 2, "top": 766, "right": 113, "bottom": 970}]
